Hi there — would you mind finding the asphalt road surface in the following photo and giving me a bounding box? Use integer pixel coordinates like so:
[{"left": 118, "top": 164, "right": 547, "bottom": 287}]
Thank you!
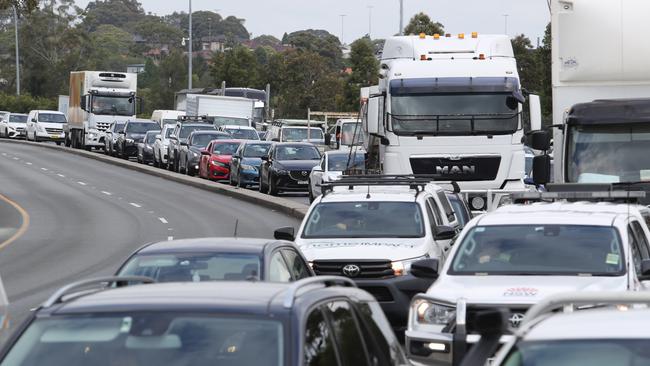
[{"left": 0, "top": 141, "right": 300, "bottom": 330}]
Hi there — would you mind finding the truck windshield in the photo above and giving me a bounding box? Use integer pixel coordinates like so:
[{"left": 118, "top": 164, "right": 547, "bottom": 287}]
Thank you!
[
  {"left": 450, "top": 225, "right": 624, "bottom": 276},
  {"left": 38, "top": 113, "right": 67, "bottom": 123},
  {"left": 340, "top": 123, "right": 364, "bottom": 146},
  {"left": 390, "top": 93, "right": 519, "bottom": 136},
  {"left": 302, "top": 201, "right": 425, "bottom": 238},
  {"left": 567, "top": 124, "right": 650, "bottom": 183},
  {"left": 126, "top": 123, "right": 156, "bottom": 133},
  {"left": 282, "top": 127, "right": 324, "bottom": 142},
  {"left": 92, "top": 96, "right": 135, "bottom": 116},
  {"left": 211, "top": 116, "right": 248, "bottom": 127}
]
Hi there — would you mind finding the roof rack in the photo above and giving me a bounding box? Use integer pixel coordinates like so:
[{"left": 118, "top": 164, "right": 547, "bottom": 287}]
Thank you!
[
  {"left": 42, "top": 276, "right": 155, "bottom": 308},
  {"left": 283, "top": 276, "right": 357, "bottom": 308},
  {"left": 320, "top": 175, "right": 460, "bottom": 196},
  {"left": 512, "top": 190, "right": 645, "bottom": 204},
  {"left": 178, "top": 115, "right": 212, "bottom": 123}
]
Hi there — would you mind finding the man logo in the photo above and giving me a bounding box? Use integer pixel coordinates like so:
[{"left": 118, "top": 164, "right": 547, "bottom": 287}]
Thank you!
[
  {"left": 342, "top": 264, "right": 361, "bottom": 278},
  {"left": 436, "top": 165, "right": 476, "bottom": 175},
  {"left": 509, "top": 313, "right": 525, "bottom": 327}
]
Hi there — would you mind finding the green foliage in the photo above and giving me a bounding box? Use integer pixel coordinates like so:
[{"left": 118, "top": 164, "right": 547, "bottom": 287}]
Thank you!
[
  {"left": 0, "top": 93, "right": 56, "bottom": 112},
  {"left": 343, "top": 37, "right": 379, "bottom": 110},
  {"left": 210, "top": 46, "right": 260, "bottom": 88},
  {"left": 0, "top": 0, "right": 39, "bottom": 12},
  {"left": 82, "top": 0, "right": 145, "bottom": 32},
  {"left": 283, "top": 29, "right": 343, "bottom": 69},
  {"left": 539, "top": 23, "right": 552, "bottom": 123},
  {"left": 403, "top": 12, "right": 444, "bottom": 36}
]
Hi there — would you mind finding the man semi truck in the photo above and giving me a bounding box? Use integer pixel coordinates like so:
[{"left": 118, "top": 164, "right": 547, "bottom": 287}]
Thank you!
[
  {"left": 531, "top": 0, "right": 650, "bottom": 203},
  {"left": 362, "top": 33, "right": 542, "bottom": 211},
  {"left": 65, "top": 71, "right": 140, "bottom": 150}
]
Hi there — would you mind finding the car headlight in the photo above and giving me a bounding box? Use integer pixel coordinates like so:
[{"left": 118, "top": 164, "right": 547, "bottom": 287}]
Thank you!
[
  {"left": 412, "top": 299, "right": 456, "bottom": 325},
  {"left": 211, "top": 160, "right": 227, "bottom": 167},
  {"left": 391, "top": 255, "right": 428, "bottom": 276},
  {"left": 126, "top": 138, "right": 134, "bottom": 144},
  {"left": 191, "top": 151, "right": 200, "bottom": 158},
  {"left": 273, "top": 166, "right": 289, "bottom": 175},
  {"left": 241, "top": 164, "right": 256, "bottom": 170}
]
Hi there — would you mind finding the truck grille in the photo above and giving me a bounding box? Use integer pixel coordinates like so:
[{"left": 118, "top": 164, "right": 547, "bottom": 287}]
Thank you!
[
  {"left": 96, "top": 122, "right": 111, "bottom": 132},
  {"left": 465, "top": 306, "right": 530, "bottom": 332},
  {"left": 312, "top": 260, "right": 394, "bottom": 279},
  {"left": 45, "top": 128, "right": 63, "bottom": 134},
  {"left": 289, "top": 170, "right": 310, "bottom": 181},
  {"left": 410, "top": 156, "right": 501, "bottom": 181}
]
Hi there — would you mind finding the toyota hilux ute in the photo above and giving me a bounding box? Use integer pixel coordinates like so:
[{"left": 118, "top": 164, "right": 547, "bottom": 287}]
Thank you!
[
  {"left": 406, "top": 193, "right": 650, "bottom": 366},
  {"left": 276, "top": 176, "right": 461, "bottom": 337}
]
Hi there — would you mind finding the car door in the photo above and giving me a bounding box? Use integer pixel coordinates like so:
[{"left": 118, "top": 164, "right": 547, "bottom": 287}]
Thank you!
[
  {"left": 260, "top": 146, "right": 273, "bottom": 185},
  {"left": 200, "top": 141, "right": 211, "bottom": 177},
  {"left": 231, "top": 144, "right": 243, "bottom": 180},
  {"left": 303, "top": 306, "right": 340, "bottom": 366}
]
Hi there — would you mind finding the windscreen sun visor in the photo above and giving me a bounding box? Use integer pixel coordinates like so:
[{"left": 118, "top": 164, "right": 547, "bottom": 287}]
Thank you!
[{"left": 390, "top": 77, "right": 523, "bottom": 101}]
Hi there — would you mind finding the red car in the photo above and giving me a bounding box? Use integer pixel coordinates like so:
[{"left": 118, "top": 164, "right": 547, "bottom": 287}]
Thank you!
[{"left": 199, "top": 139, "right": 242, "bottom": 181}]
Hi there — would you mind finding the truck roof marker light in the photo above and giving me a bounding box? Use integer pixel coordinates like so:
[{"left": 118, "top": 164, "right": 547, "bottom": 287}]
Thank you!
[
  {"left": 420, "top": 55, "right": 427, "bottom": 61},
  {"left": 433, "top": 34, "right": 440, "bottom": 40},
  {"left": 419, "top": 33, "right": 426, "bottom": 39},
  {"left": 472, "top": 32, "right": 478, "bottom": 38},
  {"left": 479, "top": 54, "right": 486, "bottom": 60},
  {"left": 445, "top": 33, "right": 451, "bottom": 38},
  {"left": 458, "top": 33, "right": 465, "bottom": 39}
]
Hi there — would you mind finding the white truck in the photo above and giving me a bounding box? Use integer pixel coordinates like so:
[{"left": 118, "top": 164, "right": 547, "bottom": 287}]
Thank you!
[
  {"left": 531, "top": 0, "right": 650, "bottom": 204},
  {"left": 65, "top": 71, "right": 140, "bottom": 150},
  {"left": 363, "top": 34, "right": 542, "bottom": 211},
  {"left": 185, "top": 94, "right": 254, "bottom": 128}
]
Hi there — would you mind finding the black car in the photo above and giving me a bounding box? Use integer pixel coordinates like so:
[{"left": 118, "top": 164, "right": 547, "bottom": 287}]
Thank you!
[
  {"left": 136, "top": 130, "right": 160, "bottom": 165},
  {"left": 167, "top": 122, "right": 215, "bottom": 172},
  {"left": 115, "top": 119, "right": 160, "bottom": 159},
  {"left": 104, "top": 121, "right": 126, "bottom": 156},
  {"left": 115, "top": 237, "right": 313, "bottom": 282},
  {"left": 259, "top": 142, "right": 321, "bottom": 195},
  {"left": 0, "top": 277, "right": 409, "bottom": 366},
  {"left": 178, "top": 130, "right": 231, "bottom": 176}
]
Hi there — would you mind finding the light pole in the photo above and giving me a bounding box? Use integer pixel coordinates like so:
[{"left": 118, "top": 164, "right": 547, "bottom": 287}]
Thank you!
[
  {"left": 12, "top": 5, "right": 20, "bottom": 96},
  {"left": 368, "top": 5, "right": 373, "bottom": 38},
  {"left": 399, "top": 0, "right": 404, "bottom": 36},
  {"left": 188, "top": 0, "right": 193, "bottom": 90},
  {"left": 502, "top": 14, "right": 509, "bottom": 35},
  {"left": 339, "top": 14, "right": 346, "bottom": 45}
]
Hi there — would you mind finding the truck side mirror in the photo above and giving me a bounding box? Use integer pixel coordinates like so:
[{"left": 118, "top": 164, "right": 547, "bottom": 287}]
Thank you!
[
  {"left": 366, "top": 95, "right": 381, "bottom": 134},
  {"left": 274, "top": 227, "right": 295, "bottom": 241},
  {"left": 532, "top": 155, "right": 551, "bottom": 185},
  {"left": 410, "top": 259, "right": 439, "bottom": 279},
  {"left": 528, "top": 94, "right": 542, "bottom": 131},
  {"left": 526, "top": 130, "right": 551, "bottom": 151}
]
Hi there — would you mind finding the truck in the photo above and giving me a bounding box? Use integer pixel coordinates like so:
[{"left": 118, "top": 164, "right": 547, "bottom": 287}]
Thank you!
[
  {"left": 531, "top": 0, "right": 650, "bottom": 203},
  {"left": 65, "top": 71, "right": 140, "bottom": 150},
  {"left": 185, "top": 94, "right": 255, "bottom": 128},
  {"left": 362, "top": 33, "right": 542, "bottom": 211}
]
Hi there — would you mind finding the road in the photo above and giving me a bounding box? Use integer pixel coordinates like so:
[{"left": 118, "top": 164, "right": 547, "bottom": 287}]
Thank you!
[{"left": 0, "top": 141, "right": 300, "bottom": 328}]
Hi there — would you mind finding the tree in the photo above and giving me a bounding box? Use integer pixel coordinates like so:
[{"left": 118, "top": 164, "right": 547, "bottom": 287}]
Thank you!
[
  {"left": 538, "top": 23, "right": 552, "bottom": 123},
  {"left": 210, "top": 46, "right": 261, "bottom": 89},
  {"left": 403, "top": 12, "right": 444, "bottom": 36},
  {"left": 0, "top": 0, "right": 39, "bottom": 12},
  {"left": 284, "top": 29, "right": 343, "bottom": 70},
  {"left": 511, "top": 34, "right": 541, "bottom": 94},
  {"left": 82, "top": 0, "right": 145, "bottom": 32},
  {"left": 343, "top": 37, "right": 379, "bottom": 110}
]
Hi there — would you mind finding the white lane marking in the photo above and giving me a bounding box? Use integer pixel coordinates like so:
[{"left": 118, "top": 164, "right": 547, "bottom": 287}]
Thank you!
[
  {"left": 168, "top": 228, "right": 173, "bottom": 231},
  {"left": 101, "top": 191, "right": 112, "bottom": 196},
  {"left": 158, "top": 217, "right": 168, "bottom": 224},
  {"left": 1, "top": 153, "right": 6, "bottom": 156},
  {"left": 57, "top": 174, "right": 65, "bottom": 178},
  {"left": 41, "top": 168, "right": 48, "bottom": 171},
  {"left": 25, "top": 162, "right": 32, "bottom": 165},
  {"left": 12, "top": 157, "right": 19, "bottom": 160},
  {"left": 77, "top": 181, "right": 87, "bottom": 186},
  {"left": 167, "top": 236, "right": 174, "bottom": 241},
  {"left": 129, "top": 202, "right": 142, "bottom": 208}
]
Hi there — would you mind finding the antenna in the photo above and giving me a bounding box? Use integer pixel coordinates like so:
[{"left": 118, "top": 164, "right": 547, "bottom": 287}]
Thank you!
[{"left": 233, "top": 219, "right": 239, "bottom": 238}]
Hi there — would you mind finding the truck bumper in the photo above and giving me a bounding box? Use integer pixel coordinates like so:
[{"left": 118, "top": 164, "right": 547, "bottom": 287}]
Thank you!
[{"left": 406, "top": 330, "right": 513, "bottom": 366}]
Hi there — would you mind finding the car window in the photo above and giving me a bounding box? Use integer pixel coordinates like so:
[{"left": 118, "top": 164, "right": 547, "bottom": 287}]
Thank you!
[
  {"left": 437, "top": 191, "right": 456, "bottom": 223},
  {"left": 324, "top": 301, "right": 369, "bottom": 366},
  {"left": 425, "top": 201, "right": 440, "bottom": 233},
  {"left": 281, "top": 249, "right": 310, "bottom": 280},
  {"left": 356, "top": 301, "right": 407, "bottom": 365},
  {"left": 628, "top": 225, "right": 644, "bottom": 277},
  {"left": 304, "top": 307, "right": 338, "bottom": 366},
  {"left": 243, "top": 143, "right": 270, "bottom": 158},
  {"left": 426, "top": 198, "right": 443, "bottom": 226},
  {"left": 268, "top": 252, "right": 291, "bottom": 282},
  {"left": 631, "top": 221, "right": 650, "bottom": 258},
  {"left": 276, "top": 145, "right": 320, "bottom": 160}
]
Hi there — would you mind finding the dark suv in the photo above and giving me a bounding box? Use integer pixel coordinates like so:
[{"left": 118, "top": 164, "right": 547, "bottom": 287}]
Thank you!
[
  {"left": 259, "top": 142, "right": 321, "bottom": 195},
  {"left": 115, "top": 119, "right": 160, "bottom": 159},
  {"left": 0, "top": 277, "right": 409, "bottom": 366},
  {"left": 167, "top": 122, "right": 216, "bottom": 172}
]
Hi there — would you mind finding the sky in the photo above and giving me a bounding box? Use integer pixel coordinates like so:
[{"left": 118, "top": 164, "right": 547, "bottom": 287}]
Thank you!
[{"left": 76, "top": 0, "right": 551, "bottom": 46}]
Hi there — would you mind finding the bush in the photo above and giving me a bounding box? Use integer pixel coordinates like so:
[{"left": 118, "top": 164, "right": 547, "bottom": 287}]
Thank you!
[{"left": 0, "top": 93, "right": 58, "bottom": 113}]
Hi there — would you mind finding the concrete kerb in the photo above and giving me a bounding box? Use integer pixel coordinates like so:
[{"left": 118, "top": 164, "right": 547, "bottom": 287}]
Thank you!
[{"left": 1, "top": 140, "right": 309, "bottom": 220}]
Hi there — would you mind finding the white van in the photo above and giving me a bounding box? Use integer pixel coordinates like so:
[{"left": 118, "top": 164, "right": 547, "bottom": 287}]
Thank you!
[
  {"left": 150, "top": 110, "right": 185, "bottom": 127},
  {"left": 25, "top": 110, "right": 67, "bottom": 144}
]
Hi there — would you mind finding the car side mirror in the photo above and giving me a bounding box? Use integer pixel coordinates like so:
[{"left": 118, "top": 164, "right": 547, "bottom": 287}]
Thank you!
[
  {"left": 274, "top": 227, "right": 295, "bottom": 241},
  {"left": 169, "top": 134, "right": 177, "bottom": 140},
  {"left": 180, "top": 141, "right": 188, "bottom": 146},
  {"left": 410, "top": 259, "right": 439, "bottom": 279},
  {"left": 312, "top": 165, "right": 323, "bottom": 172},
  {"left": 434, "top": 226, "right": 456, "bottom": 241},
  {"left": 119, "top": 131, "right": 125, "bottom": 135},
  {"left": 639, "top": 260, "right": 650, "bottom": 281},
  {"left": 31, "top": 118, "right": 37, "bottom": 123},
  {"left": 271, "top": 138, "right": 280, "bottom": 142},
  {"left": 532, "top": 154, "right": 551, "bottom": 186},
  {"left": 525, "top": 130, "right": 551, "bottom": 151},
  {"left": 459, "top": 309, "right": 510, "bottom": 366},
  {"left": 261, "top": 155, "right": 269, "bottom": 161},
  {"left": 200, "top": 149, "right": 210, "bottom": 156}
]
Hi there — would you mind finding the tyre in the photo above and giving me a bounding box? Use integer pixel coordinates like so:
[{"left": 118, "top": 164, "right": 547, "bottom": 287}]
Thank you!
[
  {"left": 56, "top": 141, "right": 62, "bottom": 146},
  {"left": 229, "top": 173, "right": 236, "bottom": 186},
  {"left": 259, "top": 174, "right": 267, "bottom": 193},
  {"left": 186, "top": 165, "right": 194, "bottom": 176},
  {"left": 268, "top": 174, "right": 279, "bottom": 196}
]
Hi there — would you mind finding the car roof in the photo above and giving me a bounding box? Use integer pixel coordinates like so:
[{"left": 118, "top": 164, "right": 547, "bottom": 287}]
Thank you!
[
  {"left": 33, "top": 110, "right": 65, "bottom": 114},
  {"left": 181, "top": 123, "right": 213, "bottom": 127},
  {"left": 210, "top": 139, "right": 243, "bottom": 144},
  {"left": 476, "top": 202, "right": 633, "bottom": 226},
  {"left": 524, "top": 308, "right": 650, "bottom": 340},
  {"left": 222, "top": 125, "right": 255, "bottom": 130},
  {"left": 242, "top": 140, "right": 272, "bottom": 145},
  {"left": 135, "top": 237, "right": 281, "bottom": 255},
  {"left": 318, "top": 186, "right": 424, "bottom": 203}
]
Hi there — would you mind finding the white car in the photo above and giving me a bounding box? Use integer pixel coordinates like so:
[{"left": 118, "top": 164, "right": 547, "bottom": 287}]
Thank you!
[
  {"left": 406, "top": 196, "right": 650, "bottom": 366},
  {"left": 153, "top": 124, "right": 175, "bottom": 168},
  {"left": 0, "top": 113, "right": 28, "bottom": 138},
  {"left": 25, "top": 110, "right": 67, "bottom": 144},
  {"left": 219, "top": 125, "right": 259, "bottom": 140},
  {"left": 308, "top": 150, "right": 366, "bottom": 202}
]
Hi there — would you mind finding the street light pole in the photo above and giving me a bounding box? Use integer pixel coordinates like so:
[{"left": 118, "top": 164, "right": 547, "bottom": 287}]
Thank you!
[
  {"left": 399, "top": 0, "right": 404, "bottom": 36},
  {"left": 12, "top": 5, "right": 20, "bottom": 96},
  {"left": 502, "top": 14, "right": 509, "bottom": 35},
  {"left": 339, "top": 14, "right": 346, "bottom": 45},
  {"left": 188, "top": 0, "right": 193, "bottom": 90},
  {"left": 368, "top": 6, "right": 373, "bottom": 38}
]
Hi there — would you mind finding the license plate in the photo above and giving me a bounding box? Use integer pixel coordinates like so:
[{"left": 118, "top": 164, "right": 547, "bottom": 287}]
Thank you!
[
  {"left": 298, "top": 181, "right": 308, "bottom": 185},
  {"left": 50, "top": 135, "right": 59, "bottom": 138}
]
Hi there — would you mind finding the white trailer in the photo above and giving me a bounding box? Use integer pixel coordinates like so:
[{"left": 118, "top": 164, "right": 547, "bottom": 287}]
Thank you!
[{"left": 185, "top": 95, "right": 254, "bottom": 128}]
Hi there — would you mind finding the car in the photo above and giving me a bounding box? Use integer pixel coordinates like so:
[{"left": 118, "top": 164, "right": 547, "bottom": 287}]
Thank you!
[
  {"left": 198, "top": 139, "right": 242, "bottom": 181},
  {"left": 178, "top": 130, "right": 231, "bottom": 176},
  {"left": 136, "top": 130, "right": 160, "bottom": 164},
  {"left": 150, "top": 109, "right": 185, "bottom": 127},
  {"left": 115, "top": 119, "right": 160, "bottom": 159},
  {"left": 0, "top": 277, "right": 409, "bottom": 366},
  {"left": 219, "top": 125, "right": 260, "bottom": 140},
  {"left": 104, "top": 121, "right": 126, "bottom": 156},
  {"left": 229, "top": 141, "right": 273, "bottom": 188},
  {"left": 152, "top": 124, "right": 174, "bottom": 168},
  {"left": 259, "top": 142, "right": 321, "bottom": 195},
  {"left": 167, "top": 121, "right": 216, "bottom": 172},
  {"left": 278, "top": 175, "right": 459, "bottom": 337},
  {"left": 327, "top": 118, "right": 364, "bottom": 150},
  {"left": 405, "top": 192, "right": 650, "bottom": 366},
  {"left": 25, "top": 110, "right": 67, "bottom": 144},
  {"left": 0, "top": 113, "right": 28, "bottom": 139},
  {"left": 0, "top": 112, "right": 9, "bottom": 124},
  {"left": 308, "top": 150, "right": 366, "bottom": 202},
  {"left": 257, "top": 130, "right": 268, "bottom": 140},
  {"left": 115, "top": 237, "right": 313, "bottom": 282}
]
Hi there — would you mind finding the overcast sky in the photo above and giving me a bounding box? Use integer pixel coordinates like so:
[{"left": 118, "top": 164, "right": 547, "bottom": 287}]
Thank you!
[{"left": 77, "top": 0, "right": 551, "bottom": 45}]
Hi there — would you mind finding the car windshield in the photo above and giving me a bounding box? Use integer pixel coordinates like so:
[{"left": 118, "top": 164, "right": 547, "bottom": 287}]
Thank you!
[
  {"left": 327, "top": 153, "right": 365, "bottom": 171},
  {"left": 118, "top": 253, "right": 261, "bottom": 281},
  {"left": 113, "top": 123, "right": 125, "bottom": 132},
  {"left": 503, "top": 339, "right": 650, "bottom": 366},
  {"left": 450, "top": 225, "right": 624, "bottom": 276},
  {"left": 145, "top": 133, "right": 159, "bottom": 144},
  {"left": 213, "top": 142, "right": 241, "bottom": 155},
  {"left": 567, "top": 124, "right": 650, "bottom": 183},
  {"left": 276, "top": 146, "right": 320, "bottom": 160},
  {"left": 0, "top": 313, "right": 283, "bottom": 366},
  {"left": 225, "top": 128, "right": 259, "bottom": 140},
  {"left": 212, "top": 116, "right": 249, "bottom": 127},
  {"left": 390, "top": 93, "right": 519, "bottom": 136},
  {"left": 243, "top": 144, "right": 271, "bottom": 158},
  {"left": 302, "top": 202, "right": 425, "bottom": 238},
  {"left": 191, "top": 133, "right": 228, "bottom": 147},
  {"left": 126, "top": 123, "right": 156, "bottom": 133},
  {"left": 180, "top": 125, "right": 213, "bottom": 139},
  {"left": 340, "top": 122, "right": 364, "bottom": 146},
  {"left": 91, "top": 95, "right": 135, "bottom": 116},
  {"left": 9, "top": 115, "right": 27, "bottom": 123},
  {"left": 282, "top": 127, "right": 324, "bottom": 142},
  {"left": 38, "top": 113, "right": 67, "bottom": 123},
  {"left": 165, "top": 128, "right": 174, "bottom": 138}
]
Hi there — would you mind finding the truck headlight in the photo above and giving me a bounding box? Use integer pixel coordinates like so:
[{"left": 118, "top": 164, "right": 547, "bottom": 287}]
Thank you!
[
  {"left": 412, "top": 299, "right": 455, "bottom": 326},
  {"left": 391, "top": 255, "right": 428, "bottom": 276}
]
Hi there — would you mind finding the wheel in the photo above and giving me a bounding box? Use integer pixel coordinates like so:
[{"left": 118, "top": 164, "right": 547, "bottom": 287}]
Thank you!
[
  {"left": 229, "top": 173, "right": 236, "bottom": 186},
  {"left": 56, "top": 141, "right": 62, "bottom": 146},
  {"left": 259, "top": 173, "right": 267, "bottom": 193},
  {"left": 268, "top": 174, "right": 279, "bottom": 196},
  {"left": 186, "top": 165, "right": 194, "bottom": 176}
]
